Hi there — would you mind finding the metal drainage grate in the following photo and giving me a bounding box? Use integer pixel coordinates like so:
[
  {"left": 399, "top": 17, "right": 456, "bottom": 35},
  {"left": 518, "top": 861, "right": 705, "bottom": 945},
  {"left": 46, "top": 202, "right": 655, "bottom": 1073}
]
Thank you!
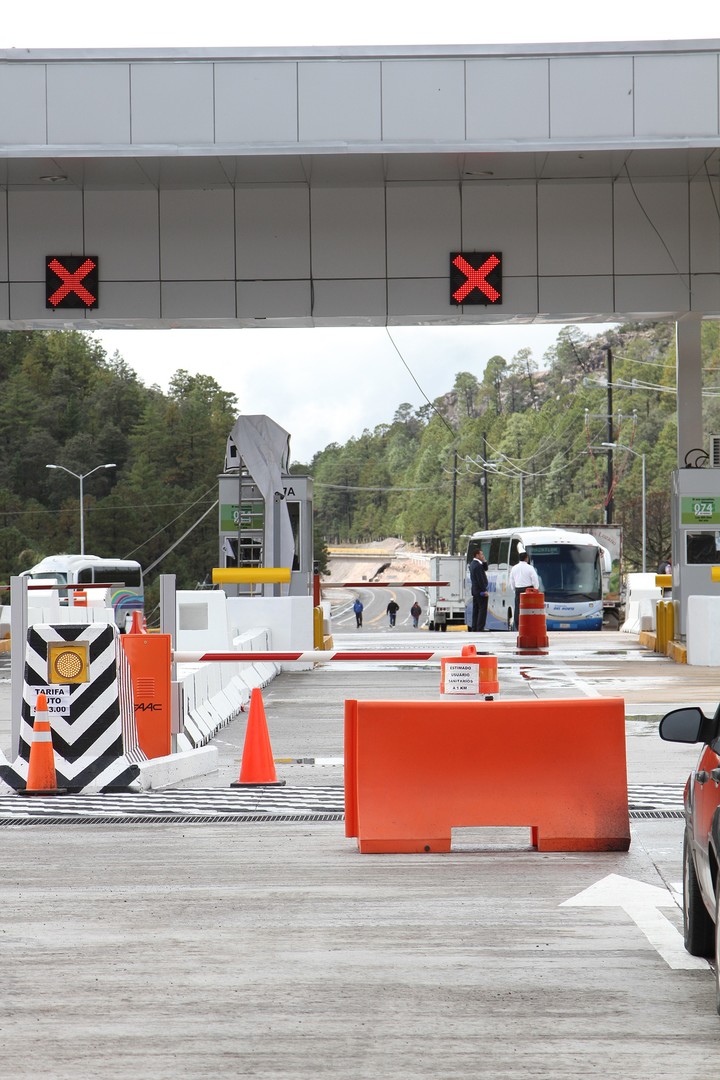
[
  {"left": 630, "top": 809, "right": 684, "bottom": 820},
  {"left": 0, "top": 812, "right": 346, "bottom": 827}
]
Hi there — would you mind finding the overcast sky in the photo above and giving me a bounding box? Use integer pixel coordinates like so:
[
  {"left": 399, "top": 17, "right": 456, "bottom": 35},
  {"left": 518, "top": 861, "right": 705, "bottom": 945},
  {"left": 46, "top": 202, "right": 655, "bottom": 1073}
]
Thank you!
[{"left": 3, "top": 3, "right": 716, "bottom": 462}]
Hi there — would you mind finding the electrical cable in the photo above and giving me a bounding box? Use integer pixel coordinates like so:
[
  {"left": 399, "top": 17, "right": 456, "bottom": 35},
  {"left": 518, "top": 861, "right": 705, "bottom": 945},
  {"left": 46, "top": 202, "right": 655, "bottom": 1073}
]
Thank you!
[
  {"left": 317, "top": 484, "right": 432, "bottom": 492},
  {"left": 141, "top": 498, "right": 218, "bottom": 583},
  {"left": 623, "top": 164, "right": 691, "bottom": 292},
  {"left": 704, "top": 161, "right": 720, "bottom": 222},
  {"left": 123, "top": 484, "right": 218, "bottom": 560},
  {"left": 384, "top": 328, "right": 456, "bottom": 437}
]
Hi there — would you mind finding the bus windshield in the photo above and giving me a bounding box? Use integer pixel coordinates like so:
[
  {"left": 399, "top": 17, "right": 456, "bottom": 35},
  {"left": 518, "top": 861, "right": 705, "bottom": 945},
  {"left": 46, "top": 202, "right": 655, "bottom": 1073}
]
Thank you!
[
  {"left": 526, "top": 544, "right": 601, "bottom": 602},
  {"left": 28, "top": 571, "right": 67, "bottom": 584}
]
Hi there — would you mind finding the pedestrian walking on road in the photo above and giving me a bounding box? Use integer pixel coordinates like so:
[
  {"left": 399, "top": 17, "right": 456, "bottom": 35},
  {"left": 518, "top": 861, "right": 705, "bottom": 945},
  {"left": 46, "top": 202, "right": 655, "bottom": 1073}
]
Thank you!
[
  {"left": 469, "top": 549, "right": 489, "bottom": 632},
  {"left": 410, "top": 601, "right": 422, "bottom": 628},
  {"left": 508, "top": 551, "right": 540, "bottom": 631},
  {"left": 353, "top": 598, "right": 364, "bottom": 628},
  {"left": 386, "top": 599, "right": 399, "bottom": 627}
]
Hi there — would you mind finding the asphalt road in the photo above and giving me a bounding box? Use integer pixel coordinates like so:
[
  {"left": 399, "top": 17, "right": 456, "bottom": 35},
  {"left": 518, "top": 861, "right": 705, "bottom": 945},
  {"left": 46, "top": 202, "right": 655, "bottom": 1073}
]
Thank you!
[{"left": 329, "top": 584, "right": 429, "bottom": 632}]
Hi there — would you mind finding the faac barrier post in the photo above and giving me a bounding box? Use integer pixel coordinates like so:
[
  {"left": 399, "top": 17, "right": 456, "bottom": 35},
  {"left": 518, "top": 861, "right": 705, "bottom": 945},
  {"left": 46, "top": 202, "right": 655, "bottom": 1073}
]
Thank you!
[
  {"left": 121, "top": 614, "right": 172, "bottom": 759},
  {"left": 344, "top": 697, "right": 629, "bottom": 854}
]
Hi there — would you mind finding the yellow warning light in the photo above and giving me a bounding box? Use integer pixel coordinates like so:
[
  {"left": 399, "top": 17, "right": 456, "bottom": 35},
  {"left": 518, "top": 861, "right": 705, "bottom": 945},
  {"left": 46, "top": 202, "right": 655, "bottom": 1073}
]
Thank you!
[{"left": 48, "top": 642, "right": 89, "bottom": 684}]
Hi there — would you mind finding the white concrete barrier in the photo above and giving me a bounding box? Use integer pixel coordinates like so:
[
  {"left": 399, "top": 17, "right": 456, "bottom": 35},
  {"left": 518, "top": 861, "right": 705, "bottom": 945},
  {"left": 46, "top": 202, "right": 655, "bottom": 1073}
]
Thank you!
[
  {"left": 621, "top": 573, "right": 662, "bottom": 634},
  {"left": 175, "top": 624, "right": 281, "bottom": 749},
  {"left": 687, "top": 595, "right": 720, "bottom": 665},
  {"left": 136, "top": 746, "right": 218, "bottom": 790},
  {"left": 226, "top": 596, "right": 314, "bottom": 668}
]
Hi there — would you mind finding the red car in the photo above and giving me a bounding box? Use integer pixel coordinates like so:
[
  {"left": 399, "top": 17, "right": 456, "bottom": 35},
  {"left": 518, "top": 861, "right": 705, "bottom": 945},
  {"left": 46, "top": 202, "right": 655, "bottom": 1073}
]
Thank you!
[{"left": 660, "top": 705, "right": 720, "bottom": 1011}]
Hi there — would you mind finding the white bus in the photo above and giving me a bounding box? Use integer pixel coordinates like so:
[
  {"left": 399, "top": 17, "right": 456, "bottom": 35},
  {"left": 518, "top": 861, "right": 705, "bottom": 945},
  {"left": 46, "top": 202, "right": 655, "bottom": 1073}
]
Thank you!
[
  {"left": 464, "top": 527, "right": 611, "bottom": 631},
  {"left": 20, "top": 554, "right": 144, "bottom": 629}
]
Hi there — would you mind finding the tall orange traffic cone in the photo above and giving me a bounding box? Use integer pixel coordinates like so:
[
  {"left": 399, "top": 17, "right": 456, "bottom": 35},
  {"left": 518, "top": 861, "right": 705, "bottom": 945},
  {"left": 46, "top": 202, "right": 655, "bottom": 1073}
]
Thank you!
[
  {"left": 127, "top": 610, "right": 147, "bottom": 635},
  {"left": 231, "top": 687, "right": 286, "bottom": 788},
  {"left": 18, "top": 692, "right": 68, "bottom": 796}
]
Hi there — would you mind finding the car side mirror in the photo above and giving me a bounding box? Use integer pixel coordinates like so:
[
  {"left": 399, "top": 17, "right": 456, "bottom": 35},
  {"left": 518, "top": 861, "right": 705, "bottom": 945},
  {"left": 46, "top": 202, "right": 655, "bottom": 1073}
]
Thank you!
[{"left": 659, "top": 707, "right": 716, "bottom": 744}]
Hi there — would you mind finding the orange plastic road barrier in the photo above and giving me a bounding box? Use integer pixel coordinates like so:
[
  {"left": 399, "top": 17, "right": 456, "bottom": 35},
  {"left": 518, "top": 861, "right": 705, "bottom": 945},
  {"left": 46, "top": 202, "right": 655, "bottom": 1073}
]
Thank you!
[
  {"left": 440, "top": 644, "right": 499, "bottom": 695},
  {"left": 231, "top": 687, "right": 286, "bottom": 787},
  {"left": 345, "top": 697, "right": 629, "bottom": 853},
  {"left": 121, "top": 625, "right": 171, "bottom": 758},
  {"left": 18, "top": 692, "right": 67, "bottom": 796},
  {"left": 516, "top": 587, "right": 549, "bottom": 652},
  {"left": 73, "top": 590, "right": 88, "bottom": 608}
]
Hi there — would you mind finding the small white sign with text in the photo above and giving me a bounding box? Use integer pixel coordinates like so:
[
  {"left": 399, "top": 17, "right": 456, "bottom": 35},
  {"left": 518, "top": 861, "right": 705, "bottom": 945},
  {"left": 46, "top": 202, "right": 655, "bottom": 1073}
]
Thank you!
[
  {"left": 442, "top": 662, "right": 481, "bottom": 695},
  {"left": 31, "top": 685, "right": 70, "bottom": 716}
]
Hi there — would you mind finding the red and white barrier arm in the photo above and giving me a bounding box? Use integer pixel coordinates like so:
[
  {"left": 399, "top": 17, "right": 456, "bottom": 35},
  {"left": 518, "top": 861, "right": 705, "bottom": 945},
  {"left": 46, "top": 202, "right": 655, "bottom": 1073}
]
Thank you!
[{"left": 173, "top": 650, "right": 463, "bottom": 664}]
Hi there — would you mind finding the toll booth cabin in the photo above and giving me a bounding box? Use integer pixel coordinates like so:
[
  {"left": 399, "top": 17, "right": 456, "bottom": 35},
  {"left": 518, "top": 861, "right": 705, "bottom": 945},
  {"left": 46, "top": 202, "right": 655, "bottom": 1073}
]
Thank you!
[
  {"left": 217, "top": 471, "right": 313, "bottom": 597},
  {"left": 671, "top": 461, "right": 720, "bottom": 637}
]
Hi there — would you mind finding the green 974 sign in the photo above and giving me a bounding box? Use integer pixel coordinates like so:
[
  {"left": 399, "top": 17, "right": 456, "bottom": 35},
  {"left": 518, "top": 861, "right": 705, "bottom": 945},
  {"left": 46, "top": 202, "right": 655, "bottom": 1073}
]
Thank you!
[
  {"left": 681, "top": 496, "right": 720, "bottom": 525},
  {"left": 220, "top": 502, "right": 265, "bottom": 532}
]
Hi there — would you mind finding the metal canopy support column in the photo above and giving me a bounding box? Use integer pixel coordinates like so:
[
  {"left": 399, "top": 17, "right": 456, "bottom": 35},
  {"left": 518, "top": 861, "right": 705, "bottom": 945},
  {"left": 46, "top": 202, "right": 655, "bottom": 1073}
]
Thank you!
[
  {"left": 160, "top": 574, "right": 179, "bottom": 752},
  {"left": 10, "top": 575, "right": 27, "bottom": 757},
  {"left": 676, "top": 318, "right": 704, "bottom": 467}
]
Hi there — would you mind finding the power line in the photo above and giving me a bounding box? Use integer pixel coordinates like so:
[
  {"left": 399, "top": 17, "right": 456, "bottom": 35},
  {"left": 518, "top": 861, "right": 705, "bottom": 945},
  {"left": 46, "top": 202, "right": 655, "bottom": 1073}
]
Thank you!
[
  {"left": 123, "top": 484, "right": 218, "bottom": 559},
  {"left": 384, "top": 328, "right": 456, "bottom": 437},
  {"left": 315, "top": 482, "right": 433, "bottom": 492}
]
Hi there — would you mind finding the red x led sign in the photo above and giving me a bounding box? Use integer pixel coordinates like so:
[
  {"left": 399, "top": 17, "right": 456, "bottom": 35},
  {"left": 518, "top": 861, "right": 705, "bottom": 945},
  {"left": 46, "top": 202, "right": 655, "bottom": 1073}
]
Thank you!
[
  {"left": 450, "top": 252, "right": 502, "bottom": 305},
  {"left": 46, "top": 256, "right": 99, "bottom": 309}
]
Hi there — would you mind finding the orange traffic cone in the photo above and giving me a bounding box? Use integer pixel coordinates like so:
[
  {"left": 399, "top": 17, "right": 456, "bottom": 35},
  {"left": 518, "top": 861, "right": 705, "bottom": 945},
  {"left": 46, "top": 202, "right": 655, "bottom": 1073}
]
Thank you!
[
  {"left": 127, "top": 610, "right": 147, "bottom": 634},
  {"left": 231, "top": 687, "right": 286, "bottom": 788},
  {"left": 18, "top": 692, "right": 68, "bottom": 796}
]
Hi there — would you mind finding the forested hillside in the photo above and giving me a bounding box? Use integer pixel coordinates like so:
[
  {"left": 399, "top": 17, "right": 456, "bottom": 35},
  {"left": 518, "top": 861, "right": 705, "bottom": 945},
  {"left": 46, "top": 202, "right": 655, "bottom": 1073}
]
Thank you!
[
  {"left": 0, "top": 321, "right": 717, "bottom": 603},
  {"left": 0, "top": 330, "right": 237, "bottom": 606},
  {"left": 305, "top": 320, "right": 720, "bottom": 573}
]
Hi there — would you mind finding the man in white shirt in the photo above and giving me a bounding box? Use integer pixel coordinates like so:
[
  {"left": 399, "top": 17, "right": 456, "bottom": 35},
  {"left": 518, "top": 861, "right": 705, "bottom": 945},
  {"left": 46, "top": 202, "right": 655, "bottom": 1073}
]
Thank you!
[{"left": 508, "top": 552, "right": 540, "bottom": 631}]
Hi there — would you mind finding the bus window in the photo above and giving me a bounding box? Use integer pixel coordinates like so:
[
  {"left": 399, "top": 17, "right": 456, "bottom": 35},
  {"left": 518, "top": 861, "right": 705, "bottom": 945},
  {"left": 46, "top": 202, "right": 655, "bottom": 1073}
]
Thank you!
[
  {"left": 94, "top": 566, "right": 142, "bottom": 587},
  {"left": 78, "top": 568, "right": 93, "bottom": 583},
  {"left": 487, "top": 537, "right": 500, "bottom": 568},
  {"left": 29, "top": 572, "right": 66, "bottom": 584},
  {"left": 466, "top": 538, "right": 486, "bottom": 564},
  {"left": 498, "top": 539, "right": 509, "bottom": 570},
  {"left": 509, "top": 539, "right": 521, "bottom": 566},
  {"left": 526, "top": 543, "right": 601, "bottom": 601}
]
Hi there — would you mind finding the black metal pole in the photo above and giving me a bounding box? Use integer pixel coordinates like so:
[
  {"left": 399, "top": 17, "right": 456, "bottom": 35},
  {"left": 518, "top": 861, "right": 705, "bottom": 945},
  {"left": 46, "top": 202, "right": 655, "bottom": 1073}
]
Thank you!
[
  {"left": 450, "top": 450, "right": 457, "bottom": 555},
  {"left": 606, "top": 348, "right": 614, "bottom": 524}
]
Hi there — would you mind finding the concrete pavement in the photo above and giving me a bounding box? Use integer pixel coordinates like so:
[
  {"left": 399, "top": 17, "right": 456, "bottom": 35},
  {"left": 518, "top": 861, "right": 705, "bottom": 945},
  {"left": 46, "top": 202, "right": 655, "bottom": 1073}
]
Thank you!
[{"left": 1, "top": 631, "right": 720, "bottom": 1076}]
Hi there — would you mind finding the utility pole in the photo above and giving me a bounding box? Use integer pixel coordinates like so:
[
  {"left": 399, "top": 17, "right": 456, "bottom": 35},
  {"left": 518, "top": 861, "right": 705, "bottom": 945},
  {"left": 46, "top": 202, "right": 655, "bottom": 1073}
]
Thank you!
[
  {"left": 482, "top": 432, "right": 489, "bottom": 529},
  {"left": 604, "top": 346, "right": 614, "bottom": 524},
  {"left": 450, "top": 449, "right": 457, "bottom": 555}
]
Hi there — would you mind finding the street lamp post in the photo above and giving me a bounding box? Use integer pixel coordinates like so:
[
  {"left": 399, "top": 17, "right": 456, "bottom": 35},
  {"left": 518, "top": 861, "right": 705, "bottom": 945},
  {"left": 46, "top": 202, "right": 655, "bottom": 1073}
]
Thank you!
[
  {"left": 46, "top": 462, "right": 116, "bottom": 555},
  {"left": 602, "top": 443, "right": 646, "bottom": 573}
]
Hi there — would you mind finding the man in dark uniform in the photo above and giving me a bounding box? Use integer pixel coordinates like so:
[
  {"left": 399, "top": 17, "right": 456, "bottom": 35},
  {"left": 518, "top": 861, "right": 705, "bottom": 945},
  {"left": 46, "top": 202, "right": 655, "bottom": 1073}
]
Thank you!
[{"left": 469, "top": 549, "right": 489, "bottom": 631}]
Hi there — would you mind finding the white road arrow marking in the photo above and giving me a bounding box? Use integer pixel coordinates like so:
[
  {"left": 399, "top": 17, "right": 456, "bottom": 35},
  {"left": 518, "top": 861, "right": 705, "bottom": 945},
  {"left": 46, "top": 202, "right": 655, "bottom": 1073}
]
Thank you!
[{"left": 561, "top": 873, "right": 709, "bottom": 970}]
